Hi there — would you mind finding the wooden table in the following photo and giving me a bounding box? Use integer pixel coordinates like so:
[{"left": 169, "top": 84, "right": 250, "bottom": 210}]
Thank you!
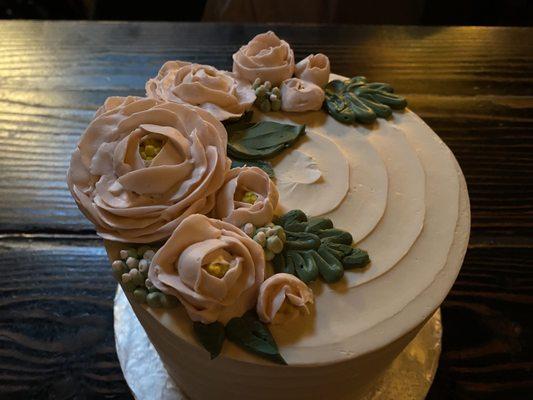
[{"left": 0, "top": 21, "right": 531, "bottom": 399}]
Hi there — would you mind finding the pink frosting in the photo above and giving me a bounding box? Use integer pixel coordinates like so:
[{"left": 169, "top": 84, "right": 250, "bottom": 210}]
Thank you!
[
  {"left": 256, "top": 273, "right": 314, "bottom": 324},
  {"left": 232, "top": 31, "right": 295, "bottom": 86},
  {"left": 67, "top": 96, "right": 229, "bottom": 243},
  {"left": 149, "top": 214, "right": 265, "bottom": 324},
  {"left": 295, "top": 53, "right": 331, "bottom": 88},
  {"left": 280, "top": 78, "right": 325, "bottom": 112},
  {"left": 214, "top": 167, "right": 279, "bottom": 227},
  {"left": 146, "top": 61, "right": 255, "bottom": 121}
]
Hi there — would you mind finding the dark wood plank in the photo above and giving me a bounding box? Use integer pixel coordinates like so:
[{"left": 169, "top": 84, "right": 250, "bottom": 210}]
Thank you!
[
  {"left": 0, "top": 236, "right": 130, "bottom": 399},
  {"left": 429, "top": 246, "right": 533, "bottom": 399},
  {"left": 0, "top": 22, "right": 532, "bottom": 243}
]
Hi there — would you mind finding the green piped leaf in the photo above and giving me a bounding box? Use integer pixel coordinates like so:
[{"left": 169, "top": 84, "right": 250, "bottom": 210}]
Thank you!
[
  {"left": 225, "top": 311, "right": 287, "bottom": 365},
  {"left": 193, "top": 321, "right": 225, "bottom": 360},
  {"left": 316, "top": 246, "right": 344, "bottom": 283},
  {"left": 342, "top": 248, "right": 370, "bottom": 270},
  {"left": 230, "top": 159, "right": 275, "bottom": 178},
  {"left": 227, "top": 120, "right": 306, "bottom": 160},
  {"left": 272, "top": 209, "right": 371, "bottom": 285},
  {"left": 324, "top": 76, "right": 407, "bottom": 125}
]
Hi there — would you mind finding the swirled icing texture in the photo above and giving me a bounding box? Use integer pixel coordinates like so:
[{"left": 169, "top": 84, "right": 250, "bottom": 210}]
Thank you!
[
  {"left": 67, "top": 96, "right": 229, "bottom": 243},
  {"left": 148, "top": 214, "right": 265, "bottom": 324},
  {"left": 280, "top": 78, "right": 325, "bottom": 112},
  {"left": 145, "top": 61, "right": 255, "bottom": 121},
  {"left": 257, "top": 273, "right": 313, "bottom": 324},
  {"left": 214, "top": 166, "right": 279, "bottom": 227},
  {"left": 232, "top": 31, "right": 295, "bottom": 86},
  {"left": 295, "top": 53, "right": 330, "bottom": 88}
]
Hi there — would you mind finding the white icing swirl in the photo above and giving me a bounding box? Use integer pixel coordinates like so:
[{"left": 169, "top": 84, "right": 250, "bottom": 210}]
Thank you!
[
  {"left": 149, "top": 214, "right": 265, "bottom": 324},
  {"left": 215, "top": 166, "right": 279, "bottom": 227},
  {"left": 280, "top": 78, "right": 325, "bottom": 112},
  {"left": 146, "top": 61, "right": 255, "bottom": 121},
  {"left": 232, "top": 31, "right": 295, "bottom": 86},
  {"left": 257, "top": 273, "right": 313, "bottom": 324},
  {"left": 295, "top": 53, "right": 330, "bottom": 88},
  {"left": 273, "top": 130, "right": 349, "bottom": 217},
  {"left": 67, "top": 96, "right": 229, "bottom": 243}
]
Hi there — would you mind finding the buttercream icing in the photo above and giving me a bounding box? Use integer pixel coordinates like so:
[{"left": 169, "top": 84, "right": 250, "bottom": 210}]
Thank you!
[
  {"left": 280, "top": 78, "right": 325, "bottom": 112},
  {"left": 146, "top": 61, "right": 255, "bottom": 121},
  {"left": 67, "top": 97, "right": 229, "bottom": 243},
  {"left": 256, "top": 273, "right": 314, "bottom": 324},
  {"left": 295, "top": 53, "right": 331, "bottom": 88},
  {"left": 232, "top": 31, "right": 295, "bottom": 86},
  {"left": 148, "top": 214, "right": 265, "bottom": 324},
  {"left": 214, "top": 166, "right": 279, "bottom": 227}
]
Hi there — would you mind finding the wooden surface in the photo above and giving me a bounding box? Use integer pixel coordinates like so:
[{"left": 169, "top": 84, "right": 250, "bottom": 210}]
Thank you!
[{"left": 0, "top": 21, "right": 531, "bottom": 399}]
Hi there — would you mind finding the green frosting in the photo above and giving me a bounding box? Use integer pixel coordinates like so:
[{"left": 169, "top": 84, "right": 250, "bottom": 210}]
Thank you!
[
  {"left": 273, "top": 211, "right": 371, "bottom": 284},
  {"left": 230, "top": 158, "right": 275, "bottom": 178},
  {"left": 223, "top": 111, "right": 306, "bottom": 160},
  {"left": 193, "top": 321, "right": 226, "bottom": 360},
  {"left": 226, "top": 311, "right": 286, "bottom": 365},
  {"left": 324, "top": 76, "right": 407, "bottom": 124}
]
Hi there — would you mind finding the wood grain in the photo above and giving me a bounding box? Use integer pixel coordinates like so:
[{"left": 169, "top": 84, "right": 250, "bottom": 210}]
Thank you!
[
  {"left": 0, "top": 21, "right": 531, "bottom": 399},
  {"left": 0, "top": 236, "right": 130, "bottom": 399}
]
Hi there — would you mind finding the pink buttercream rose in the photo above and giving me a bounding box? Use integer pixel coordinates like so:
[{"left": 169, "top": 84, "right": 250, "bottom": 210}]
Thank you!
[
  {"left": 146, "top": 61, "right": 255, "bottom": 121},
  {"left": 257, "top": 273, "right": 313, "bottom": 324},
  {"left": 67, "top": 96, "right": 229, "bottom": 243},
  {"left": 280, "top": 78, "right": 325, "bottom": 112},
  {"left": 148, "top": 214, "right": 265, "bottom": 323},
  {"left": 295, "top": 53, "right": 331, "bottom": 88},
  {"left": 214, "top": 166, "right": 279, "bottom": 227},
  {"left": 232, "top": 31, "right": 295, "bottom": 86}
]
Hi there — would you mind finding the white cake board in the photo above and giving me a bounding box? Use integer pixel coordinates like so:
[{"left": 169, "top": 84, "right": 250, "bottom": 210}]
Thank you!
[{"left": 114, "top": 286, "right": 442, "bottom": 400}]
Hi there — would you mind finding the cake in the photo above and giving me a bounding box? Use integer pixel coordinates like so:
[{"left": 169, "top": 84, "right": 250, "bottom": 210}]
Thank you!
[{"left": 67, "top": 31, "right": 470, "bottom": 399}]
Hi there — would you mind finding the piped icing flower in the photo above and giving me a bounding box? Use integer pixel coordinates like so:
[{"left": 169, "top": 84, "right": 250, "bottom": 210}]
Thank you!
[
  {"left": 232, "top": 31, "right": 295, "bottom": 86},
  {"left": 148, "top": 214, "right": 265, "bottom": 323},
  {"left": 257, "top": 273, "right": 313, "bottom": 324},
  {"left": 280, "top": 78, "right": 325, "bottom": 112},
  {"left": 145, "top": 61, "right": 255, "bottom": 121},
  {"left": 214, "top": 167, "right": 279, "bottom": 228},
  {"left": 295, "top": 53, "right": 331, "bottom": 88},
  {"left": 67, "top": 96, "right": 229, "bottom": 243}
]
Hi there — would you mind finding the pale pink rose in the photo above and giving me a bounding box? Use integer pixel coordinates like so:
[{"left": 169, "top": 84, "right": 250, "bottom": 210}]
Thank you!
[
  {"left": 280, "top": 78, "right": 325, "bottom": 112},
  {"left": 149, "top": 214, "right": 265, "bottom": 323},
  {"left": 146, "top": 61, "right": 255, "bottom": 121},
  {"left": 257, "top": 273, "right": 313, "bottom": 324},
  {"left": 295, "top": 53, "right": 331, "bottom": 88},
  {"left": 232, "top": 31, "right": 295, "bottom": 86},
  {"left": 67, "top": 96, "right": 229, "bottom": 243},
  {"left": 214, "top": 167, "right": 278, "bottom": 227}
]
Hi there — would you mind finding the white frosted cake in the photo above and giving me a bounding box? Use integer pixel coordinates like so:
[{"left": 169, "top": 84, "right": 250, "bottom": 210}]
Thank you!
[{"left": 67, "top": 31, "right": 470, "bottom": 399}]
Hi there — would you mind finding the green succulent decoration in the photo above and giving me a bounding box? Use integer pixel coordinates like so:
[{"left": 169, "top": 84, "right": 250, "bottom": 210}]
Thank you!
[
  {"left": 324, "top": 76, "right": 407, "bottom": 124},
  {"left": 272, "top": 210, "right": 370, "bottom": 284}
]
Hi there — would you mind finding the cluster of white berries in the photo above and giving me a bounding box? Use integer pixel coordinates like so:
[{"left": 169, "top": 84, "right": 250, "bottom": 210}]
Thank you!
[
  {"left": 252, "top": 78, "right": 282, "bottom": 113},
  {"left": 242, "top": 222, "right": 286, "bottom": 261},
  {"left": 111, "top": 246, "right": 178, "bottom": 308}
]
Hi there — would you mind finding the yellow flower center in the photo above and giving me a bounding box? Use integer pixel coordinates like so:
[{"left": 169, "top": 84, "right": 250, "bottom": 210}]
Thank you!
[
  {"left": 204, "top": 256, "right": 230, "bottom": 279},
  {"left": 242, "top": 191, "right": 258, "bottom": 205},
  {"left": 139, "top": 138, "right": 163, "bottom": 161}
]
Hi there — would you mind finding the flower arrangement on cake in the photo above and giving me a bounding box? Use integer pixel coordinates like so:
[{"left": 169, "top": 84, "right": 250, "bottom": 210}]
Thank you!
[{"left": 67, "top": 30, "right": 469, "bottom": 400}]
